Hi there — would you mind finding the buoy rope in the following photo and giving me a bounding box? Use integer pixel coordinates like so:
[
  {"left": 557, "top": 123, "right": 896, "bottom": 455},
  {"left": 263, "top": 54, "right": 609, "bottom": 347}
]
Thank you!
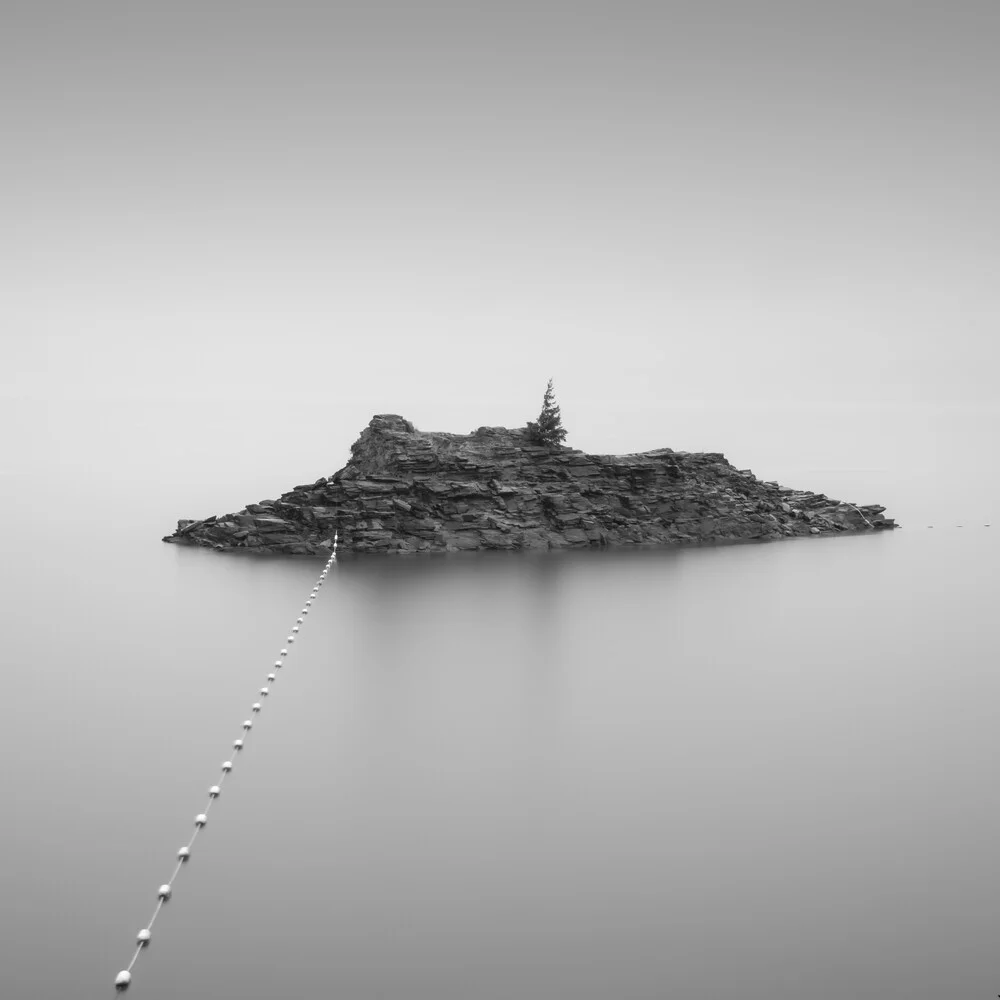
[
  {"left": 114, "top": 532, "right": 338, "bottom": 993},
  {"left": 840, "top": 502, "right": 875, "bottom": 529}
]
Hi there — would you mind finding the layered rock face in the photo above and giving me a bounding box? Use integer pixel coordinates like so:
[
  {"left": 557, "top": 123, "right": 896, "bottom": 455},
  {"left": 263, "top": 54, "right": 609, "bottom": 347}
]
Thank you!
[{"left": 163, "top": 414, "right": 897, "bottom": 555}]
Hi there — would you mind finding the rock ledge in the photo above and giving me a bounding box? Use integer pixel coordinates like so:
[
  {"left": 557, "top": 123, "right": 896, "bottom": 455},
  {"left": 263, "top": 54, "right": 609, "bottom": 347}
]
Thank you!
[{"left": 163, "top": 414, "right": 898, "bottom": 555}]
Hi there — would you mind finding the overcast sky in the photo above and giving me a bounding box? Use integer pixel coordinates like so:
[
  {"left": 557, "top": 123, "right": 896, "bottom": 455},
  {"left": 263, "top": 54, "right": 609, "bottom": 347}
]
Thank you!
[{"left": 3, "top": 2, "right": 998, "bottom": 456}]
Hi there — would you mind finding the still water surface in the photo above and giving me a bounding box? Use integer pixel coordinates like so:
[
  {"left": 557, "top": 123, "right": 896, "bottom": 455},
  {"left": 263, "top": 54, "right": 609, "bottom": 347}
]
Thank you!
[{"left": 1, "top": 401, "right": 998, "bottom": 999}]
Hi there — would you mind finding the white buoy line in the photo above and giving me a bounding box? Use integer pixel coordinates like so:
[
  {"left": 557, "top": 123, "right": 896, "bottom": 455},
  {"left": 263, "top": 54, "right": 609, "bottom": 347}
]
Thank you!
[
  {"left": 114, "top": 532, "right": 338, "bottom": 993},
  {"left": 924, "top": 524, "right": 991, "bottom": 529}
]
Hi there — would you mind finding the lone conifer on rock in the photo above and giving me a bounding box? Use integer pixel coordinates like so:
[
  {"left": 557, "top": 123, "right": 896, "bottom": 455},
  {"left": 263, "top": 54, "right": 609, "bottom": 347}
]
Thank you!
[{"left": 526, "top": 378, "right": 567, "bottom": 447}]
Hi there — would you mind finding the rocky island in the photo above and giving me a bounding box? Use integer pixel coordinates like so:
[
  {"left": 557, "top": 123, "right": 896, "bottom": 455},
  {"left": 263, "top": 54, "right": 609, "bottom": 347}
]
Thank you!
[{"left": 163, "top": 413, "right": 897, "bottom": 556}]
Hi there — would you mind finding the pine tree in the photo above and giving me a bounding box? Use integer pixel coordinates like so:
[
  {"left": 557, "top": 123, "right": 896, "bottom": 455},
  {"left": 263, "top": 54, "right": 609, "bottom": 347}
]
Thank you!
[{"left": 526, "top": 378, "right": 567, "bottom": 447}]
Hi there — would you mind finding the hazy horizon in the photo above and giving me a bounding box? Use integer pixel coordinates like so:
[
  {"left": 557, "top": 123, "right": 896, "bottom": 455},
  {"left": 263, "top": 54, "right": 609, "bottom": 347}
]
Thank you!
[{"left": 4, "top": 2, "right": 998, "bottom": 431}]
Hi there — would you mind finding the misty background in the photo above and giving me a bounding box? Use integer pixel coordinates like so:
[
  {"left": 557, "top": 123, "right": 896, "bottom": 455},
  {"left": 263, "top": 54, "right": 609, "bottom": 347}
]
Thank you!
[{"left": 2, "top": 3, "right": 999, "bottom": 998}]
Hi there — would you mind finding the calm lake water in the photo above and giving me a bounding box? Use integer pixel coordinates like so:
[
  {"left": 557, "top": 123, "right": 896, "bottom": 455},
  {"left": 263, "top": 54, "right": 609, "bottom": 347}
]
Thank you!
[{"left": 2, "top": 400, "right": 998, "bottom": 999}]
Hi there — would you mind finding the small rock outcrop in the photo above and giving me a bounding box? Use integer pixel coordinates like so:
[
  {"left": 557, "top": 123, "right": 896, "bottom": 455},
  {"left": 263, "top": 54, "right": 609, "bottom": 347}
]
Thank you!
[{"left": 163, "top": 414, "right": 898, "bottom": 555}]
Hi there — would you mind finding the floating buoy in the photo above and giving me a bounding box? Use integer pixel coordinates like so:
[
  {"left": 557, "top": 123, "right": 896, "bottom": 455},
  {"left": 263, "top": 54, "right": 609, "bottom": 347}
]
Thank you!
[
  {"left": 112, "top": 550, "right": 331, "bottom": 993},
  {"left": 112, "top": 538, "right": 335, "bottom": 991}
]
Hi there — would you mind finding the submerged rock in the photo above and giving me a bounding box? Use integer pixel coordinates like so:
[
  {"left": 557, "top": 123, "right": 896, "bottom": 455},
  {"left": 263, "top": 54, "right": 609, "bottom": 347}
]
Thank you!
[{"left": 163, "top": 413, "right": 898, "bottom": 555}]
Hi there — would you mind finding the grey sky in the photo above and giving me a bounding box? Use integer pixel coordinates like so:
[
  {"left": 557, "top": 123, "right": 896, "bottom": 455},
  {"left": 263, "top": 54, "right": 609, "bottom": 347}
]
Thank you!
[{"left": 4, "top": 2, "right": 998, "bottom": 452}]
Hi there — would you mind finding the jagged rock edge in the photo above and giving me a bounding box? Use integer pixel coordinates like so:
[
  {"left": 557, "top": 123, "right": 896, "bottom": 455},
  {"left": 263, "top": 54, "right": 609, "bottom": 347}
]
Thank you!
[{"left": 163, "top": 413, "right": 898, "bottom": 556}]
